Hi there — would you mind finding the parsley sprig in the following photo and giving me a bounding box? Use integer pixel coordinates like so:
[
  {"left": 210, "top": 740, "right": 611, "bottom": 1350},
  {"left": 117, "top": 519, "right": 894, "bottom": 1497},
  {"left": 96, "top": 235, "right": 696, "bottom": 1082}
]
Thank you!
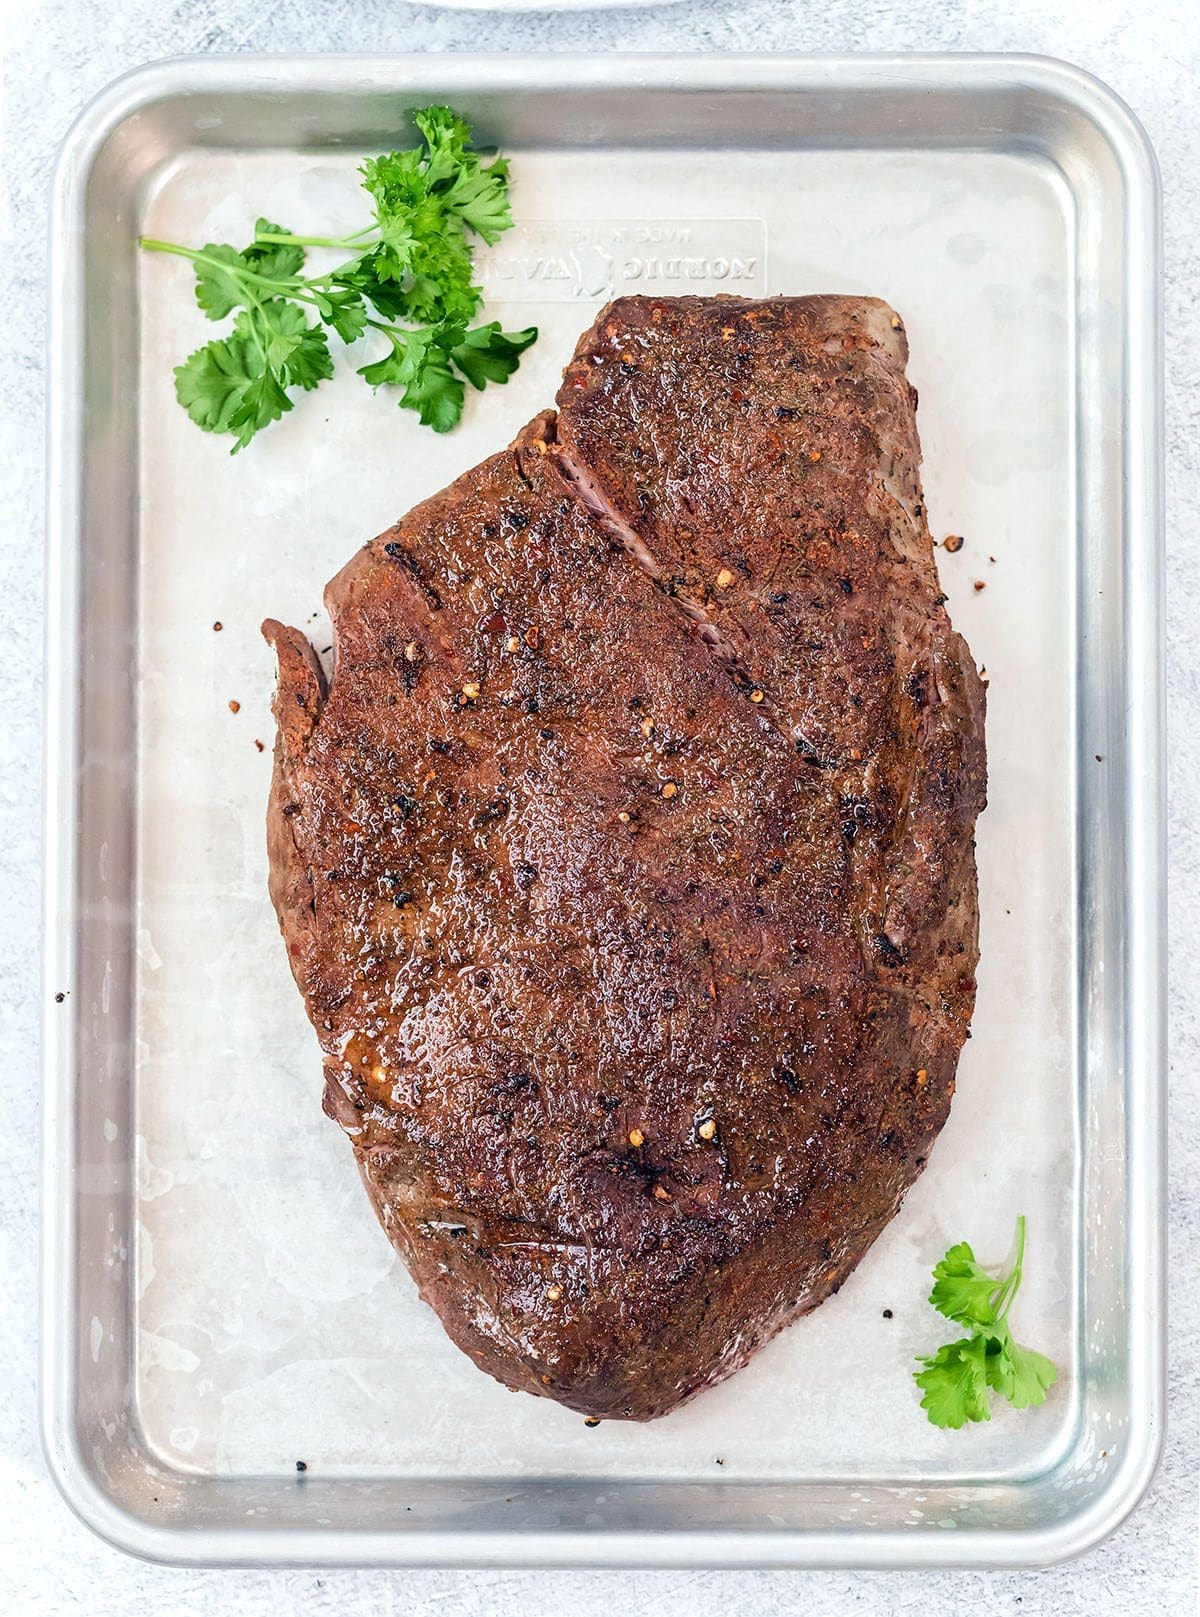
[
  {"left": 914, "top": 1215, "right": 1057, "bottom": 1429},
  {"left": 140, "top": 106, "right": 537, "bottom": 450}
]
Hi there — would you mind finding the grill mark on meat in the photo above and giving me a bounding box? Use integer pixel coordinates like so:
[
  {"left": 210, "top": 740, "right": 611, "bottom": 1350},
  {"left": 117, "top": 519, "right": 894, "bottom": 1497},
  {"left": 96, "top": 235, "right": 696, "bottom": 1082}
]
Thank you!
[{"left": 382, "top": 542, "right": 444, "bottom": 611}]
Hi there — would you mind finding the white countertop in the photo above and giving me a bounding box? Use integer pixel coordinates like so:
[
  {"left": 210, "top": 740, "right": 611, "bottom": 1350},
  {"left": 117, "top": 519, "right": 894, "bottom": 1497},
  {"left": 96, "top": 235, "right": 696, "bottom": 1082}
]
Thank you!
[{"left": 3, "top": 1, "right": 1196, "bottom": 1612}]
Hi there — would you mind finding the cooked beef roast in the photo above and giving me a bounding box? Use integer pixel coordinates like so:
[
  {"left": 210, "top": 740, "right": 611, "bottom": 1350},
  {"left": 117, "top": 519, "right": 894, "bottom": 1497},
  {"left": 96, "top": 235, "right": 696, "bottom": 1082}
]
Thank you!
[{"left": 264, "top": 295, "right": 986, "bottom": 1421}]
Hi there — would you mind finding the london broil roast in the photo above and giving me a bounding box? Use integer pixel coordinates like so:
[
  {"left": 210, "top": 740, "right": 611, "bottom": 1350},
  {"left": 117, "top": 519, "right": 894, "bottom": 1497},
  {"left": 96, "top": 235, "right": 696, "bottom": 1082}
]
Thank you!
[{"left": 263, "top": 295, "right": 987, "bottom": 1421}]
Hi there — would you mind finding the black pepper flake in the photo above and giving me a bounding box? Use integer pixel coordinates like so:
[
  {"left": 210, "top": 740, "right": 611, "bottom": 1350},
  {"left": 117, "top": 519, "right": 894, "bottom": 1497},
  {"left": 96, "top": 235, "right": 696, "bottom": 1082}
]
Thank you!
[
  {"left": 839, "top": 578, "right": 854, "bottom": 596},
  {"left": 775, "top": 1062, "right": 804, "bottom": 1096},
  {"left": 383, "top": 542, "right": 403, "bottom": 558},
  {"left": 493, "top": 1072, "right": 532, "bottom": 1096},
  {"left": 295, "top": 1460, "right": 308, "bottom": 1473},
  {"left": 515, "top": 863, "right": 539, "bottom": 889},
  {"left": 506, "top": 509, "right": 530, "bottom": 531},
  {"left": 54, "top": 991, "right": 65, "bottom": 1004},
  {"left": 471, "top": 798, "right": 510, "bottom": 827},
  {"left": 282, "top": 803, "right": 301, "bottom": 818},
  {"left": 877, "top": 933, "right": 904, "bottom": 967},
  {"left": 882, "top": 1309, "right": 893, "bottom": 1320}
]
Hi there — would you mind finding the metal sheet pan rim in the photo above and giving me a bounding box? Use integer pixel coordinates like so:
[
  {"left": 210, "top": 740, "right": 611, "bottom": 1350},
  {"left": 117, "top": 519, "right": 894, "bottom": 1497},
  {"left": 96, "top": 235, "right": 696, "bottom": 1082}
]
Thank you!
[{"left": 43, "top": 51, "right": 1165, "bottom": 1570}]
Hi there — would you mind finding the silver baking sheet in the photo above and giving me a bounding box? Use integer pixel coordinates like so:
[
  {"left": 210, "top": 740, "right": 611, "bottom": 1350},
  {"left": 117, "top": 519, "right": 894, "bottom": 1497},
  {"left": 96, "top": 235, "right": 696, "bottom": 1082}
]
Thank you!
[{"left": 43, "top": 53, "right": 1164, "bottom": 1568}]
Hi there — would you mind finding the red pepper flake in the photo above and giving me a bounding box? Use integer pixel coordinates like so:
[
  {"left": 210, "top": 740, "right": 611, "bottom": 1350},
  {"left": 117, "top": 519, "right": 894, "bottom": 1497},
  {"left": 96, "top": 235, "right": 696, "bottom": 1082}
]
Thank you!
[
  {"left": 942, "top": 535, "right": 964, "bottom": 554},
  {"left": 254, "top": 738, "right": 265, "bottom": 753},
  {"left": 212, "top": 620, "right": 223, "bottom": 631},
  {"left": 973, "top": 581, "right": 986, "bottom": 592},
  {"left": 228, "top": 699, "right": 240, "bottom": 713}
]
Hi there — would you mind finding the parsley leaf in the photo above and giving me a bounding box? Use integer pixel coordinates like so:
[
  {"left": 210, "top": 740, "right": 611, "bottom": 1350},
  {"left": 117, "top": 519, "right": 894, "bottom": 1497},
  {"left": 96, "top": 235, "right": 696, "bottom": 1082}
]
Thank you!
[
  {"left": 915, "top": 1336, "right": 992, "bottom": 1428},
  {"left": 192, "top": 244, "right": 254, "bottom": 321},
  {"left": 401, "top": 347, "right": 465, "bottom": 434},
  {"left": 226, "top": 366, "right": 292, "bottom": 453},
  {"left": 412, "top": 105, "right": 474, "bottom": 186},
  {"left": 242, "top": 219, "right": 306, "bottom": 281},
  {"left": 928, "top": 1241, "right": 1004, "bottom": 1328},
  {"left": 258, "top": 301, "right": 333, "bottom": 390},
  {"left": 172, "top": 303, "right": 330, "bottom": 454},
  {"left": 914, "top": 1216, "right": 1057, "bottom": 1429},
  {"left": 442, "top": 158, "right": 513, "bottom": 245},
  {"left": 988, "top": 1338, "right": 1057, "bottom": 1410},
  {"left": 174, "top": 333, "right": 262, "bottom": 434},
  {"left": 142, "top": 104, "right": 537, "bottom": 450},
  {"left": 451, "top": 323, "right": 539, "bottom": 390}
]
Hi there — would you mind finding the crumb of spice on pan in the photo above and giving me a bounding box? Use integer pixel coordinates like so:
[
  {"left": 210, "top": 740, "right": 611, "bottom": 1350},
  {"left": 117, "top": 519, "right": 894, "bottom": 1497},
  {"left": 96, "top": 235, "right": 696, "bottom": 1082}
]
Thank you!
[
  {"left": 1096, "top": 755, "right": 1104, "bottom": 762},
  {"left": 882, "top": 1308, "right": 893, "bottom": 1319},
  {"left": 715, "top": 1456, "right": 726, "bottom": 1465},
  {"left": 295, "top": 1460, "right": 307, "bottom": 1473},
  {"left": 212, "top": 620, "right": 223, "bottom": 631},
  {"left": 584, "top": 1417, "right": 601, "bottom": 1428},
  {"left": 942, "top": 534, "right": 964, "bottom": 553},
  {"left": 254, "top": 739, "right": 265, "bottom": 753},
  {"left": 973, "top": 581, "right": 986, "bottom": 592},
  {"left": 228, "top": 699, "right": 241, "bottom": 713},
  {"left": 54, "top": 992, "right": 66, "bottom": 1004}
]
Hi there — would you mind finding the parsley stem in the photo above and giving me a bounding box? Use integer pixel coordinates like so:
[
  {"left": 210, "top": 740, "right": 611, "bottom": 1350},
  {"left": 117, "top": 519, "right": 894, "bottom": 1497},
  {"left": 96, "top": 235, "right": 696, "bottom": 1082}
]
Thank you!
[
  {"left": 139, "top": 237, "right": 208, "bottom": 259},
  {"left": 992, "top": 1214, "right": 1027, "bottom": 1324},
  {"left": 254, "top": 229, "right": 378, "bottom": 249},
  {"left": 139, "top": 238, "right": 328, "bottom": 311}
]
